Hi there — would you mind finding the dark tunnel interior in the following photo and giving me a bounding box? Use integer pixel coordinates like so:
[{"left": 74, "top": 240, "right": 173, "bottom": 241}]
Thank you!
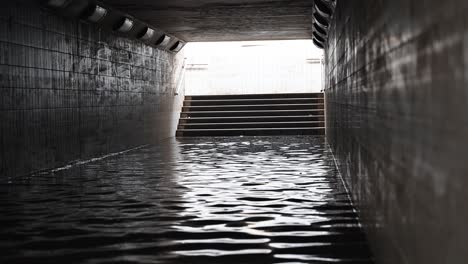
[{"left": 1, "top": 0, "right": 468, "bottom": 263}]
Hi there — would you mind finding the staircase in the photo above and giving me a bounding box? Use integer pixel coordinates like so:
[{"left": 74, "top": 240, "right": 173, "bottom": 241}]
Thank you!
[{"left": 176, "top": 93, "right": 325, "bottom": 137}]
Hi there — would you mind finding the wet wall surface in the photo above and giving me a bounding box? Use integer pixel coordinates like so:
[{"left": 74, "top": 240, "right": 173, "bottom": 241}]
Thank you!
[
  {"left": 0, "top": 136, "right": 373, "bottom": 264},
  {"left": 0, "top": 1, "right": 184, "bottom": 179},
  {"left": 324, "top": 0, "right": 468, "bottom": 263}
]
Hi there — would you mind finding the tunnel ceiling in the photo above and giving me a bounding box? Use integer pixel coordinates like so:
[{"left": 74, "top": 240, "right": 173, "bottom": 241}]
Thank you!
[{"left": 100, "top": 0, "right": 314, "bottom": 42}]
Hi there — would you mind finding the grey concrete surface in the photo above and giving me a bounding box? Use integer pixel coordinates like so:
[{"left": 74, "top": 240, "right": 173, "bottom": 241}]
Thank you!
[
  {"left": 100, "top": 0, "right": 314, "bottom": 42},
  {"left": 177, "top": 93, "right": 325, "bottom": 137},
  {"left": 0, "top": 0, "right": 185, "bottom": 179},
  {"left": 324, "top": 0, "right": 468, "bottom": 263}
]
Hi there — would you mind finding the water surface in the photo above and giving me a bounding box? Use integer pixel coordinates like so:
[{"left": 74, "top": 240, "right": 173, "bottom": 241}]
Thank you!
[{"left": 0, "top": 136, "right": 373, "bottom": 263}]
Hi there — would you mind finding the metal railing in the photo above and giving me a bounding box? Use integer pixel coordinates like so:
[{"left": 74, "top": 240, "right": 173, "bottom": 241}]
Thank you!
[{"left": 174, "top": 58, "right": 187, "bottom": 96}]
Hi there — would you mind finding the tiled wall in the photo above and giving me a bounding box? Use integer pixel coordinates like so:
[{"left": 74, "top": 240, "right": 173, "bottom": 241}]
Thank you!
[
  {"left": 0, "top": 1, "right": 185, "bottom": 179},
  {"left": 324, "top": 0, "right": 468, "bottom": 263}
]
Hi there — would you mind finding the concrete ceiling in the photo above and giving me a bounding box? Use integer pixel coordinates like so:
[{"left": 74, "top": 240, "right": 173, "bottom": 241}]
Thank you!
[{"left": 101, "top": 0, "right": 314, "bottom": 42}]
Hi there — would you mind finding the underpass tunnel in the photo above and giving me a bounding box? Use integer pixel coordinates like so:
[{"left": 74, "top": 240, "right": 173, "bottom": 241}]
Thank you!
[{"left": 1, "top": 0, "right": 467, "bottom": 263}]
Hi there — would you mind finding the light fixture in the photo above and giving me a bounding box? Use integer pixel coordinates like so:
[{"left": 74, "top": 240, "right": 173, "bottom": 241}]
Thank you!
[
  {"left": 313, "top": 23, "right": 328, "bottom": 37},
  {"left": 170, "top": 41, "right": 184, "bottom": 52},
  {"left": 313, "top": 38, "right": 325, "bottom": 49},
  {"left": 314, "top": 0, "right": 333, "bottom": 18},
  {"left": 155, "top": 34, "right": 171, "bottom": 47},
  {"left": 313, "top": 32, "right": 326, "bottom": 43},
  {"left": 42, "top": 1, "right": 184, "bottom": 53},
  {"left": 139, "top": 27, "right": 155, "bottom": 41},
  {"left": 114, "top": 17, "right": 134, "bottom": 33},
  {"left": 313, "top": 12, "right": 330, "bottom": 29},
  {"left": 87, "top": 5, "right": 107, "bottom": 23}
]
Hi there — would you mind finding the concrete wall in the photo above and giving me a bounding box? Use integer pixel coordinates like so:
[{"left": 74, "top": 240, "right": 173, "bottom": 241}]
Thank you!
[
  {"left": 185, "top": 41, "right": 322, "bottom": 95},
  {"left": 0, "top": 1, "right": 184, "bottom": 179},
  {"left": 100, "top": 0, "right": 313, "bottom": 42},
  {"left": 324, "top": 1, "right": 468, "bottom": 263}
]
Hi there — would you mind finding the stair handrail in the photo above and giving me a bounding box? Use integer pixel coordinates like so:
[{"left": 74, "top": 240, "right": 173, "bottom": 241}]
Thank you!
[{"left": 174, "top": 57, "right": 187, "bottom": 96}]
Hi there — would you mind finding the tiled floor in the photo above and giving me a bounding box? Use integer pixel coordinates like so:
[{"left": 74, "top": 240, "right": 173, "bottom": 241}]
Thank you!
[{"left": 0, "top": 136, "right": 373, "bottom": 264}]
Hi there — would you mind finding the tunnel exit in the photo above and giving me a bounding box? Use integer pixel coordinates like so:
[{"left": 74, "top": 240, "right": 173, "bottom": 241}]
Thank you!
[{"left": 184, "top": 40, "right": 323, "bottom": 95}]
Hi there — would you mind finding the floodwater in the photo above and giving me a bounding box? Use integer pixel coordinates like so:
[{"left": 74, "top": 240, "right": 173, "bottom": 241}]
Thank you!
[{"left": 0, "top": 136, "right": 373, "bottom": 263}]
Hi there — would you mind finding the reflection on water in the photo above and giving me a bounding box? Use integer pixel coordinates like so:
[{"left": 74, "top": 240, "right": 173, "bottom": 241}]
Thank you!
[{"left": 0, "top": 136, "right": 373, "bottom": 263}]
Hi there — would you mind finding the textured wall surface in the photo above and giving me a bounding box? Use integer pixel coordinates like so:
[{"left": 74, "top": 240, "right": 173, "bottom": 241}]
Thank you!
[
  {"left": 0, "top": 1, "right": 184, "bottom": 179},
  {"left": 324, "top": 0, "right": 468, "bottom": 263},
  {"left": 101, "top": 0, "right": 313, "bottom": 42}
]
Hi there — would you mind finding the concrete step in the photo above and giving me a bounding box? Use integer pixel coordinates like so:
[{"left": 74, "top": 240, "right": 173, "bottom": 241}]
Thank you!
[
  {"left": 186, "top": 93, "right": 324, "bottom": 100},
  {"left": 179, "top": 115, "right": 325, "bottom": 123},
  {"left": 178, "top": 121, "right": 325, "bottom": 129},
  {"left": 184, "top": 98, "right": 324, "bottom": 106},
  {"left": 177, "top": 93, "right": 325, "bottom": 137},
  {"left": 181, "top": 109, "right": 324, "bottom": 118},
  {"left": 182, "top": 104, "right": 324, "bottom": 112},
  {"left": 176, "top": 127, "right": 326, "bottom": 137}
]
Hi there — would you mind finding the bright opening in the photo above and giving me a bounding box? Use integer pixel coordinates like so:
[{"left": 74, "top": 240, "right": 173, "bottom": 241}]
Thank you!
[{"left": 184, "top": 40, "right": 323, "bottom": 95}]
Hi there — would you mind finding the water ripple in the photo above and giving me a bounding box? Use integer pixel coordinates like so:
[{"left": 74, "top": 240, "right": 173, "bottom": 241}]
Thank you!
[{"left": 0, "top": 136, "right": 373, "bottom": 263}]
